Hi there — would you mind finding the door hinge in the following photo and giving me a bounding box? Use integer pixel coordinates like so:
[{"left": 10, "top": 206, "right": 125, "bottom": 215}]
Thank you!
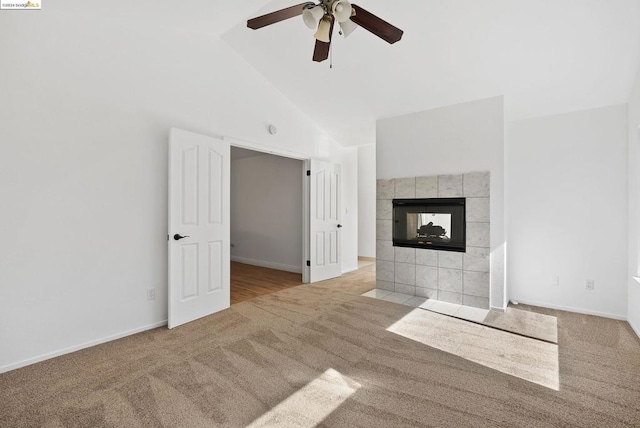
[
  {"left": 306, "top": 170, "right": 311, "bottom": 176},
  {"left": 306, "top": 260, "right": 311, "bottom": 267},
  {"left": 167, "top": 234, "right": 169, "bottom": 241}
]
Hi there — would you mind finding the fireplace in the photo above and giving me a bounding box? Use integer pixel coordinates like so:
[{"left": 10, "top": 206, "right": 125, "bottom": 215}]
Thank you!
[{"left": 393, "top": 198, "right": 466, "bottom": 252}]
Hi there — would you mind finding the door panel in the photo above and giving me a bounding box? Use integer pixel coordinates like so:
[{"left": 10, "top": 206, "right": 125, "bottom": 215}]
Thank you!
[
  {"left": 208, "top": 149, "right": 223, "bottom": 224},
  {"left": 309, "top": 160, "right": 342, "bottom": 282},
  {"left": 181, "top": 146, "right": 199, "bottom": 225},
  {"left": 180, "top": 244, "right": 199, "bottom": 300},
  {"left": 330, "top": 172, "right": 338, "bottom": 219},
  {"left": 208, "top": 241, "right": 223, "bottom": 293},
  {"left": 329, "top": 231, "right": 338, "bottom": 264},
  {"left": 316, "top": 232, "right": 325, "bottom": 266},
  {"left": 169, "top": 128, "right": 230, "bottom": 329},
  {"left": 315, "top": 170, "right": 325, "bottom": 219}
]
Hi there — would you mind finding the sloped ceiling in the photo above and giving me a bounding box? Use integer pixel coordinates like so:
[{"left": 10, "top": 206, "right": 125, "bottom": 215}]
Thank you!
[
  {"left": 52, "top": 1, "right": 640, "bottom": 147},
  {"left": 223, "top": 0, "right": 640, "bottom": 146},
  {"left": 52, "top": 0, "right": 274, "bottom": 37}
]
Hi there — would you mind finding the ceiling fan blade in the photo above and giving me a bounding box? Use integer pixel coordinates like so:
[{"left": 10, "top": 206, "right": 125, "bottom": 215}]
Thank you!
[
  {"left": 247, "top": 2, "right": 313, "bottom": 30},
  {"left": 350, "top": 4, "right": 403, "bottom": 44},
  {"left": 312, "top": 16, "right": 335, "bottom": 62}
]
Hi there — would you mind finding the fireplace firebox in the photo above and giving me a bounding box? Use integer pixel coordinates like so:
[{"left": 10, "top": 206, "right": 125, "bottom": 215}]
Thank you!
[{"left": 392, "top": 198, "right": 466, "bottom": 252}]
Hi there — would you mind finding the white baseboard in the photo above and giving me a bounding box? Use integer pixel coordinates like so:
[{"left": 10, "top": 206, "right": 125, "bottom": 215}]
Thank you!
[
  {"left": 511, "top": 298, "right": 627, "bottom": 321},
  {"left": 629, "top": 318, "right": 640, "bottom": 340},
  {"left": 231, "top": 256, "right": 302, "bottom": 274},
  {"left": 0, "top": 320, "right": 167, "bottom": 375}
]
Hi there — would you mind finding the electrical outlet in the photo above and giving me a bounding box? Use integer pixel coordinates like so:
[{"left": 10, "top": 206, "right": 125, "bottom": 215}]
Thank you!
[
  {"left": 551, "top": 276, "right": 559, "bottom": 287},
  {"left": 586, "top": 279, "right": 595, "bottom": 291},
  {"left": 147, "top": 288, "right": 156, "bottom": 300}
]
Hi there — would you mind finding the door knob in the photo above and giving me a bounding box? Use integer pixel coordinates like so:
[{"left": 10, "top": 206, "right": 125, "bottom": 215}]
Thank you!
[
  {"left": 337, "top": 224, "right": 343, "bottom": 228},
  {"left": 174, "top": 234, "right": 190, "bottom": 241}
]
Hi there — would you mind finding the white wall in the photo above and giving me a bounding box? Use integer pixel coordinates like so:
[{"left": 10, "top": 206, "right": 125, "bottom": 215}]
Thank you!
[
  {"left": 377, "top": 97, "right": 506, "bottom": 309},
  {"left": 0, "top": 11, "right": 352, "bottom": 372},
  {"left": 628, "top": 73, "right": 640, "bottom": 336},
  {"left": 507, "top": 105, "right": 628, "bottom": 319},
  {"left": 357, "top": 144, "right": 376, "bottom": 258},
  {"left": 231, "top": 153, "right": 303, "bottom": 273}
]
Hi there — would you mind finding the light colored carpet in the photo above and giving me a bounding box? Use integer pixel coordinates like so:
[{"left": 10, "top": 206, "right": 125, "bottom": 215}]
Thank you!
[
  {"left": 1, "top": 264, "right": 639, "bottom": 427},
  {"left": 387, "top": 308, "right": 560, "bottom": 390},
  {"left": 484, "top": 306, "right": 558, "bottom": 343}
]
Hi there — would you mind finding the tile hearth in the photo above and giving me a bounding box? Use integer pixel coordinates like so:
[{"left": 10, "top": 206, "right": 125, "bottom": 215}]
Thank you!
[
  {"left": 361, "top": 288, "right": 559, "bottom": 345},
  {"left": 361, "top": 289, "right": 490, "bottom": 323}
]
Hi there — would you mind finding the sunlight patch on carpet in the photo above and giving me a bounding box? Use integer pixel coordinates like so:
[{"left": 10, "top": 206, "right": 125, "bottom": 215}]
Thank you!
[
  {"left": 387, "top": 309, "right": 560, "bottom": 391},
  {"left": 247, "top": 368, "right": 361, "bottom": 427}
]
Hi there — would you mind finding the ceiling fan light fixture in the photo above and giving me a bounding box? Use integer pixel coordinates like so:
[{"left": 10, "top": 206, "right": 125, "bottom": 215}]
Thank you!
[
  {"left": 303, "top": 5, "right": 325, "bottom": 30},
  {"left": 314, "top": 16, "right": 332, "bottom": 42},
  {"left": 339, "top": 19, "right": 357, "bottom": 37},
  {"left": 331, "top": 0, "right": 352, "bottom": 23},
  {"left": 246, "top": 2, "right": 404, "bottom": 63}
]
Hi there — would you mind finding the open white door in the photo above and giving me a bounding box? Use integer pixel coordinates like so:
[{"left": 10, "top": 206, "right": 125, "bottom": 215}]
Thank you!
[
  {"left": 168, "top": 128, "right": 230, "bottom": 329},
  {"left": 309, "top": 159, "right": 342, "bottom": 283}
]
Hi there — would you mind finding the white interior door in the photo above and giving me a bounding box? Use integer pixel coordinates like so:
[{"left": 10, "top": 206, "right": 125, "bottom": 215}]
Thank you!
[
  {"left": 168, "top": 128, "right": 230, "bottom": 329},
  {"left": 309, "top": 159, "right": 342, "bottom": 283}
]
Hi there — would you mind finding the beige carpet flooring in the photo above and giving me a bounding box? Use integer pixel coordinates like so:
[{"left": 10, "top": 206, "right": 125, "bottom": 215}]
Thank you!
[
  {"left": 386, "top": 308, "right": 560, "bottom": 390},
  {"left": 483, "top": 306, "right": 559, "bottom": 343},
  {"left": 1, "top": 264, "right": 640, "bottom": 427}
]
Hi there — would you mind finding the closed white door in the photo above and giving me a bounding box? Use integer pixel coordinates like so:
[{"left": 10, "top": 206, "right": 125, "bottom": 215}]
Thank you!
[
  {"left": 309, "top": 160, "right": 342, "bottom": 282},
  {"left": 168, "top": 128, "right": 230, "bottom": 329}
]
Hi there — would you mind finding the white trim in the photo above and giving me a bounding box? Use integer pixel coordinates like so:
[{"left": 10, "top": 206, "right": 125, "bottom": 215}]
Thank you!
[
  {"left": 629, "top": 318, "right": 640, "bottom": 340},
  {"left": 224, "top": 136, "right": 308, "bottom": 161},
  {"left": 633, "top": 277, "right": 640, "bottom": 284},
  {"left": 490, "top": 306, "right": 506, "bottom": 313},
  {"left": 0, "top": 320, "right": 167, "bottom": 375},
  {"left": 231, "top": 256, "right": 302, "bottom": 274},
  {"left": 303, "top": 159, "right": 310, "bottom": 284},
  {"left": 512, "top": 298, "right": 627, "bottom": 320}
]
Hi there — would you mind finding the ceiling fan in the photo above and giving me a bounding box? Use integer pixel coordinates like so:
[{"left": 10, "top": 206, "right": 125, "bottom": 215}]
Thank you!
[{"left": 247, "top": 1, "right": 403, "bottom": 63}]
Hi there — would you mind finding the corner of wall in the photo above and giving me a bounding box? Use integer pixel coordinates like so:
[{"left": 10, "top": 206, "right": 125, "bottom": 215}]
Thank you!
[
  {"left": 629, "top": 315, "right": 640, "bottom": 340},
  {"left": 627, "top": 69, "right": 640, "bottom": 332}
]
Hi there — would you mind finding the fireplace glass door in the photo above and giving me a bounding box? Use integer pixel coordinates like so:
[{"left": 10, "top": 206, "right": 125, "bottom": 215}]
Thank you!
[{"left": 393, "top": 198, "right": 465, "bottom": 252}]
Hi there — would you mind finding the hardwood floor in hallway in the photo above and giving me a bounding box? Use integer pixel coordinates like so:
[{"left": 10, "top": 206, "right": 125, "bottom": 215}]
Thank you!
[{"left": 230, "top": 262, "right": 303, "bottom": 304}]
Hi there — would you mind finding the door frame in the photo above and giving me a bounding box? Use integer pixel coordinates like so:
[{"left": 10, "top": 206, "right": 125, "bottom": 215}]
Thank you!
[
  {"left": 303, "top": 159, "right": 310, "bottom": 283},
  {"left": 224, "top": 137, "right": 312, "bottom": 284}
]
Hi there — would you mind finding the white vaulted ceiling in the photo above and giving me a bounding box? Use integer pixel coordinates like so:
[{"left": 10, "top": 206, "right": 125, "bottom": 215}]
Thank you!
[
  {"left": 223, "top": 0, "right": 640, "bottom": 146},
  {"left": 54, "top": 0, "right": 640, "bottom": 147}
]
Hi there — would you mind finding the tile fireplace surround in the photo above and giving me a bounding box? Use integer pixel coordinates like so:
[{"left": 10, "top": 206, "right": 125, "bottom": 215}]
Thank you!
[{"left": 376, "top": 172, "right": 491, "bottom": 309}]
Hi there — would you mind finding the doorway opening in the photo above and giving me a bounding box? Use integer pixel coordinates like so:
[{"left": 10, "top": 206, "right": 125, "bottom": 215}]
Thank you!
[
  {"left": 230, "top": 147, "right": 304, "bottom": 304},
  {"left": 169, "top": 129, "right": 344, "bottom": 328}
]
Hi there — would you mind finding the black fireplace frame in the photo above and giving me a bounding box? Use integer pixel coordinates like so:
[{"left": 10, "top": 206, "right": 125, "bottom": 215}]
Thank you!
[{"left": 392, "top": 198, "right": 466, "bottom": 252}]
